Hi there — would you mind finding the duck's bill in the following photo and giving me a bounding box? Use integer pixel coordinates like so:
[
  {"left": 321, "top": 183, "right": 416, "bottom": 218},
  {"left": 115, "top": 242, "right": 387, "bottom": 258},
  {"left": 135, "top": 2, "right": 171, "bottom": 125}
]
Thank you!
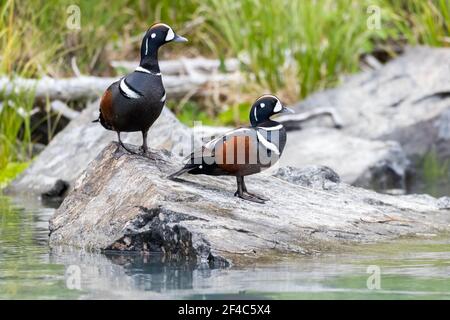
[
  {"left": 173, "top": 34, "right": 188, "bottom": 42},
  {"left": 280, "top": 106, "right": 295, "bottom": 114}
]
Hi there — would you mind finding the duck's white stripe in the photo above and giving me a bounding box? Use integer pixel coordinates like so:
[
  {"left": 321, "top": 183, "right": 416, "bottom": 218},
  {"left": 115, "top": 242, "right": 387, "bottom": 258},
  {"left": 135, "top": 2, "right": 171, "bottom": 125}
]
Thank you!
[
  {"left": 204, "top": 128, "right": 251, "bottom": 150},
  {"left": 135, "top": 66, "right": 151, "bottom": 74},
  {"left": 254, "top": 108, "right": 258, "bottom": 121},
  {"left": 258, "top": 124, "right": 283, "bottom": 131},
  {"left": 145, "top": 38, "right": 149, "bottom": 55},
  {"left": 256, "top": 131, "right": 280, "bottom": 155},
  {"left": 160, "top": 92, "right": 166, "bottom": 102},
  {"left": 135, "top": 66, "right": 161, "bottom": 76},
  {"left": 120, "top": 79, "right": 141, "bottom": 98},
  {"left": 204, "top": 136, "right": 221, "bottom": 149}
]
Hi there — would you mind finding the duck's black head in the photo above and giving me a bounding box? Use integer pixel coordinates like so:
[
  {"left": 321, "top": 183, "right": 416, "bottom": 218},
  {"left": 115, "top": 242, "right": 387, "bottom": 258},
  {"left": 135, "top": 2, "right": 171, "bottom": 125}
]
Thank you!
[
  {"left": 139, "top": 23, "right": 187, "bottom": 72},
  {"left": 249, "top": 94, "right": 294, "bottom": 127}
]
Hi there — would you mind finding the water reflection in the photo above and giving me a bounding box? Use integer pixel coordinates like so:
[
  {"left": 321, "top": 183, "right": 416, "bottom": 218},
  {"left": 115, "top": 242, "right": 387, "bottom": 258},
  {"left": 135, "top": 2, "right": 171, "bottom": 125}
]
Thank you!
[
  {"left": 106, "top": 252, "right": 197, "bottom": 292},
  {"left": 1, "top": 194, "right": 450, "bottom": 300}
]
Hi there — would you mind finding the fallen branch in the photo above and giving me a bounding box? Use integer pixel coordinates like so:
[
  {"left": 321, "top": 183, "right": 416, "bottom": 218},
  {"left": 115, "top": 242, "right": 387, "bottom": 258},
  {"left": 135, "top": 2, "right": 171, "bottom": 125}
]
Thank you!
[
  {"left": 110, "top": 57, "right": 240, "bottom": 75},
  {"left": 49, "top": 100, "right": 80, "bottom": 120},
  {"left": 276, "top": 107, "right": 344, "bottom": 130},
  {"left": 0, "top": 72, "right": 240, "bottom": 102}
]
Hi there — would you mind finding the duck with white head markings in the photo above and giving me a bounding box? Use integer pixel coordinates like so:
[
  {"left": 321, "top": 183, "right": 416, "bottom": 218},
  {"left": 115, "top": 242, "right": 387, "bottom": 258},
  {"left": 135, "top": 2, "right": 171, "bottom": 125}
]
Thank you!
[
  {"left": 94, "top": 23, "right": 188, "bottom": 156},
  {"left": 169, "top": 94, "right": 294, "bottom": 204}
]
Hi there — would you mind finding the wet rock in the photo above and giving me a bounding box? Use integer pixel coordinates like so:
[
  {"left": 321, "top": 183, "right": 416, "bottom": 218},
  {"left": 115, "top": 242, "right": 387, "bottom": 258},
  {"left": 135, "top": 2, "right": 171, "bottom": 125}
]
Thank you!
[
  {"left": 41, "top": 179, "right": 70, "bottom": 208},
  {"left": 293, "top": 47, "right": 450, "bottom": 160},
  {"left": 280, "top": 127, "right": 410, "bottom": 189},
  {"left": 7, "top": 100, "right": 196, "bottom": 195},
  {"left": 437, "top": 196, "right": 450, "bottom": 210},
  {"left": 49, "top": 143, "right": 450, "bottom": 266},
  {"left": 274, "top": 165, "right": 340, "bottom": 190}
]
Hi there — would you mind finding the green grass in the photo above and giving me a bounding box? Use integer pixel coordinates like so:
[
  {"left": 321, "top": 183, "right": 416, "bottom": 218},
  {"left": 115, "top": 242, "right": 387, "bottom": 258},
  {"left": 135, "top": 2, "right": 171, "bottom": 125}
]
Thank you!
[
  {"left": 0, "top": 162, "right": 29, "bottom": 189},
  {"left": 2, "top": 0, "right": 449, "bottom": 86},
  {"left": 168, "top": 100, "right": 250, "bottom": 127},
  {"left": 381, "top": 0, "right": 450, "bottom": 47},
  {"left": 415, "top": 149, "right": 450, "bottom": 196},
  {"left": 0, "top": 88, "right": 34, "bottom": 172},
  {"left": 422, "top": 150, "right": 449, "bottom": 184},
  {"left": 202, "top": 0, "right": 379, "bottom": 97}
]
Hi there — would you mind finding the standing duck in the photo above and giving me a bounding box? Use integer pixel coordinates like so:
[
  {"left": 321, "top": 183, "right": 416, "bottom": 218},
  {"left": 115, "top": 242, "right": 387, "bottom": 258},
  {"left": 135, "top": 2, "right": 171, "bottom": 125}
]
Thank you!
[
  {"left": 94, "top": 23, "right": 188, "bottom": 155},
  {"left": 169, "top": 95, "right": 294, "bottom": 203}
]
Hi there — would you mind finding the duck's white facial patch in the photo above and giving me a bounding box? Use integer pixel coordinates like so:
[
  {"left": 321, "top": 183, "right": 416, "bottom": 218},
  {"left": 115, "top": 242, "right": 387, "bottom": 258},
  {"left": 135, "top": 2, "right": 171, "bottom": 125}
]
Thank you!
[
  {"left": 165, "top": 28, "right": 175, "bottom": 41},
  {"left": 120, "top": 79, "right": 140, "bottom": 99},
  {"left": 256, "top": 131, "right": 280, "bottom": 155},
  {"left": 274, "top": 100, "right": 282, "bottom": 112},
  {"left": 151, "top": 33, "right": 156, "bottom": 39},
  {"left": 260, "top": 103, "right": 265, "bottom": 108}
]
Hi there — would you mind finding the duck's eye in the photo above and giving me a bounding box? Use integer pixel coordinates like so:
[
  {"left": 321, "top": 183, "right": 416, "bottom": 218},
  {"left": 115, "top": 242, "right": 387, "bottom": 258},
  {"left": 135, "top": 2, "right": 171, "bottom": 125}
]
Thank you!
[
  {"left": 260, "top": 103, "right": 265, "bottom": 108},
  {"left": 151, "top": 33, "right": 156, "bottom": 39}
]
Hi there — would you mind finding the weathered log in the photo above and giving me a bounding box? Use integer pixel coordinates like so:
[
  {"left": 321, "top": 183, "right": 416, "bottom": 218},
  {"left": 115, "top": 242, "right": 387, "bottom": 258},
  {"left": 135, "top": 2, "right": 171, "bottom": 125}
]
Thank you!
[
  {"left": 0, "top": 59, "right": 240, "bottom": 102},
  {"left": 110, "top": 57, "right": 240, "bottom": 75},
  {"left": 48, "top": 142, "right": 450, "bottom": 266},
  {"left": 276, "top": 107, "right": 344, "bottom": 130},
  {"left": 49, "top": 100, "right": 80, "bottom": 120},
  {"left": 0, "top": 76, "right": 116, "bottom": 102}
]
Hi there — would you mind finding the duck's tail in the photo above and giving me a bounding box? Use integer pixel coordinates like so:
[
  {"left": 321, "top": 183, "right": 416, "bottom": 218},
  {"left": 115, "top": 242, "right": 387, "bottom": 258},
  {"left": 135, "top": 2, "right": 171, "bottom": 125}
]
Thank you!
[{"left": 167, "top": 165, "right": 196, "bottom": 180}]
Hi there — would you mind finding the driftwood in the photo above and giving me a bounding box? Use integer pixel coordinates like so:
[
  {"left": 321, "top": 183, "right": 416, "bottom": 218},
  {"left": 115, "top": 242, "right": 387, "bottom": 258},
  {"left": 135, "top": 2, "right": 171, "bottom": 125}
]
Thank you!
[
  {"left": 49, "top": 100, "right": 80, "bottom": 120},
  {"left": 277, "top": 107, "right": 344, "bottom": 130},
  {"left": 110, "top": 57, "right": 240, "bottom": 75},
  {"left": 0, "top": 58, "right": 240, "bottom": 102}
]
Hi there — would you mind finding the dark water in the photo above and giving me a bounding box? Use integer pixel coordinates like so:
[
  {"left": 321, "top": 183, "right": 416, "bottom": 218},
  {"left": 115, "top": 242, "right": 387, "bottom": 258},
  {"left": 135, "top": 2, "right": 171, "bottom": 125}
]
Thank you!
[{"left": 1, "top": 195, "right": 450, "bottom": 300}]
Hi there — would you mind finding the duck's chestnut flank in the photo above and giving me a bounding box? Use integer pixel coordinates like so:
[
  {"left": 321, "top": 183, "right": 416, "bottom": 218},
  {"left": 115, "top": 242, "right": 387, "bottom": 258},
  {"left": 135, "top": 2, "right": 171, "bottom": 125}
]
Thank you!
[{"left": 169, "top": 95, "right": 294, "bottom": 204}]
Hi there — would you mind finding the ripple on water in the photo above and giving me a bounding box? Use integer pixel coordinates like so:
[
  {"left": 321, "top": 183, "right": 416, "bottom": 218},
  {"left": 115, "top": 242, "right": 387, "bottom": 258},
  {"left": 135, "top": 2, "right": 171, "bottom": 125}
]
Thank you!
[{"left": 0, "top": 195, "right": 450, "bottom": 299}]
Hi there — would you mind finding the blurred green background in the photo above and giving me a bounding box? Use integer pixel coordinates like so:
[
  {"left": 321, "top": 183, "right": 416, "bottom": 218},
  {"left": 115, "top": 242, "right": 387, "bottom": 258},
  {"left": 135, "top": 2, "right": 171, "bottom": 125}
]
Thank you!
[{"left": 0, "top": 0, "right": 449, "bottom": 185}]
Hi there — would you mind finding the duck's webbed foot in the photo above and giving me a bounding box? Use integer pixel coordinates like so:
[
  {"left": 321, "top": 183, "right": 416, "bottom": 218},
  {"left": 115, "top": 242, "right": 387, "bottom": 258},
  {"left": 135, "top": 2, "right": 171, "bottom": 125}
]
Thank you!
[
  {"left": 244, "top": 191, "right": 269, "bottom": 202},
  {"left": 234, "top": 190, "right": 266, "bottom": 204},
  {"left": 117, "top": 132, "right": 139, "bottom": 155},
  {"left": 139, "top": 145, "right": 148, "bottom": 155},
  {"left": 242, "top": 179, "right": 269, "bottom": 201},
  {"left": 234, "top": 176, "right": 266, "bottom": 204}
]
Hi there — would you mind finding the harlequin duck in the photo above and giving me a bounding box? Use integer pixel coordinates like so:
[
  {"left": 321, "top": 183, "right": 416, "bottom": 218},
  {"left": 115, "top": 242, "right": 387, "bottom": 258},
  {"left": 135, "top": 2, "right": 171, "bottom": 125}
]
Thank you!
[
  {"left": 94, "top": 23, "right": 188, "bottom": 155},
  {"left": 169, "top": 95, "right": 294, "bottom": 203}
]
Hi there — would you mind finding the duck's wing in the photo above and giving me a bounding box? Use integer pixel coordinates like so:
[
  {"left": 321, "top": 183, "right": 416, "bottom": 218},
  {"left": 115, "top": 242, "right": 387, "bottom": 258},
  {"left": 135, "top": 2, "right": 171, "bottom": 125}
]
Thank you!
[
  {"left": 184, "top": 127, "right": 255, "bottom": 162},
  {"left": 121, "top": 71, "right": 164, "bottom": 101}
]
